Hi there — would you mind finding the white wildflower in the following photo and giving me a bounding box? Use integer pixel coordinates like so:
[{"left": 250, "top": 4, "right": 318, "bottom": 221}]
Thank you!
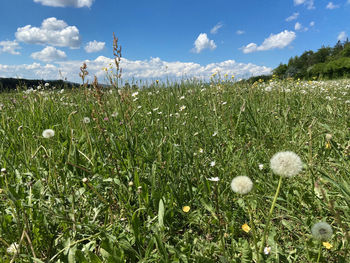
[
  {"left": 208, "top": 177, "right": 220, "bottom": 182},
  {"left": 7, "top": 242, "right": 19, "bottom": 255},
  {"left": 83, "top": 117, "right": 90, "bottom": 124}
]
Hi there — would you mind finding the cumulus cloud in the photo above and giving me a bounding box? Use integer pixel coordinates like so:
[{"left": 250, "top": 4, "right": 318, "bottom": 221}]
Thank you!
[
  {"left": 210, "top": 22, "right": 223, "bottom": 34},
  {"left": 0, "top": 40, "right": 21, "bottom": 55},
  {"left": 0, "top": 56, "right": 272, "bottom": 83},
  {"left": 15, "top": 17, "right": 81, "bottom": 48},
  {"left": 241, "top": 30, "right": 296, "bottom": 53},
  {"left": 294, "top": 0, "right": 315, "bottom": 9},
  {"left": 84, "top": 40, "right": 105, "bottom": 53},
  {"left": 31, "top": 46, "right": 67, "bottom": 62},
  {"left": 286, "top": 12, "right": 299, "bottom": 22},
  {"left": 192, "top": 33, "right": 216, "bottom": 53},
  {"left": 33, "top": 0, "right": 94, "bottom": 8},
  {"left": 309, "top": 21, "right": 315, "bottom": 27},
  {"left": 338, "top": 31, "right": 347, "bottom": 42},
  {"left": 236, "top": 30, "right": 245, "bottom": 35},
  {"left": 326, "top": 2, "right": 339, "bottom": 9}
]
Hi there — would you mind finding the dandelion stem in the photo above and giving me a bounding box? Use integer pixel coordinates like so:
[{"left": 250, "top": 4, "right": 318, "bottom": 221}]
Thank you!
[
  {"left": 259, "top": 175, "right": 283, "bottom": 256},
  {"left": 316, "top": 242, "right": 322, "bottom": 263},
  {"left": 247, "top": 202, "right": 260, "bottom": 263}
]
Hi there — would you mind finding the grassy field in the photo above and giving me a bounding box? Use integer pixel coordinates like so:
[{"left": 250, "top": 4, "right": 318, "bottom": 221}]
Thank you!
[{"left": 0, "top": 76, "right": 349, "bottom": 262}]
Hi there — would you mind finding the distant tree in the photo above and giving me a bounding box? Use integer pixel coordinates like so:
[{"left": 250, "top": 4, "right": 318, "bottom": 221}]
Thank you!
[{"left": 273, "top": 63, "right": 288, "bottom": 78}]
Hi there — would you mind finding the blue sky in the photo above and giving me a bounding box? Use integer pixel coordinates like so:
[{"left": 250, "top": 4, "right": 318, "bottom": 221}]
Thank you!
[{"left": 0, "top": 0, "right": 349, "bottom": 83}]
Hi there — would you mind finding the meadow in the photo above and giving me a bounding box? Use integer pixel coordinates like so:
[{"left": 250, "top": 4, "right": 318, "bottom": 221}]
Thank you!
[{"left": 0, "top": 72, "right": 349, "bottom": 262}]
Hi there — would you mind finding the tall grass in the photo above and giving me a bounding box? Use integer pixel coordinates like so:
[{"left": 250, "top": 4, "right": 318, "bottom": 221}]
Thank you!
[{"left": 0, "top": 71, "right": 349, "bottom": 262}]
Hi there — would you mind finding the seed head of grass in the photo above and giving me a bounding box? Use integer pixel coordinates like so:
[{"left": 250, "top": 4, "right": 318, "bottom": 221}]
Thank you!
[
  {"left": 270, "top": 151, "right": 303, "bottom": 177},
  {"left": 231, "top": 176, "right": 253, "bottom": 194}
]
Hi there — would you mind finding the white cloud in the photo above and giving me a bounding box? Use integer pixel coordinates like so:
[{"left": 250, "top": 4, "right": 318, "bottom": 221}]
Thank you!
[
  {"left": 286, "top": 12, "right": 299, "bottom": 22},
  {"left": 31, "top": 46, "right": 67, "bottom": 62},
  {"left": 15, "top": 17, "right": 81, "bottom": 49},
  {"left": 210, "top": 22, "right": 223, "bottom": 34},
  {"left": 0, "top": 56, "right": 272, "bottom": 83},
  {"left": 309, "top": 21, "right": 315, "bottom": 27},
  {"left": 0, "top": 40, "right": 21, "bottom": 55},
  {"left": 236, "top": 30, "right": 245, "bottom": 35},
  {"left": 192, "top": 33, "right": 216, "bottom": 53},
  {"left": 84, "top": 40, "right": 105, "bottom": 53},
  {"left": 294, "top": 22, "right": 302, "bottom": 31},
  {"left": 33, "top": 0, "right": 94, "bottom": 8},
  {"left": 338, "top": 31, "right": 347, "bottom": 42},
  {"left": 326, "top": 2, "right": 339, "bottom": 9},
  {"left": 294, "top": 22, "right": 308, "bottom": 32},
  {"left": 294, "top": 0, "right": 315, "bottom": 9},
  {"left": 242, "top": 30, "right": 296, "bottom": 53}
]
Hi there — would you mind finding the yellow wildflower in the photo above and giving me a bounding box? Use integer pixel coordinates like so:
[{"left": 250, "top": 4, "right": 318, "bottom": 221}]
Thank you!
[
  {"left": 326, "top": 141, "right": 331, "bottom": 149},
  {"left": 323, "top": 242, "right": 333, "bottom": 249},
  {"left": 242, "top": 223, "right": 251, "bottom": 233},
  {"left": 182, "top": 206, "right": 190, "bottom": 213}
]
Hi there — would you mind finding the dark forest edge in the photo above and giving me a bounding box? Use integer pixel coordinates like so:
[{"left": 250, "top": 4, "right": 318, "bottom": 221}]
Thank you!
[
  {"left": 272, "top": 38, "right": 350, "bottom": 80},
  {"left": 0, "top": 78, "right": 80, "bottom": 92}
]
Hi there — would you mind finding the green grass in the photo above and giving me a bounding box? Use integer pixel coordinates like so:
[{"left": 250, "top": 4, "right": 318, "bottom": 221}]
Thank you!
[{"left": 0, "top": 77, "right": 349, "bottom": 262}]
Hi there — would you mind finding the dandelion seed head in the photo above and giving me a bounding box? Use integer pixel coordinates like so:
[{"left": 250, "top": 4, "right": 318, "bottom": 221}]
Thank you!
[
  {"left": 270, "top": 151, "right": 303, "bottom": 177},
  {"left": 325, "top": 133, "right": 332, "bottom": 141},
  {"left": 42, "top": 129, "right": 55, "bottom": 138},
  {"left": 231, "top": 176, "right": 253, "bottom": 194},
  {"left": 83, "top": 117, "right": 90, "bottom": 124},
  {"left": 311, "top": 222, "right": 333, "bottom": 241}
]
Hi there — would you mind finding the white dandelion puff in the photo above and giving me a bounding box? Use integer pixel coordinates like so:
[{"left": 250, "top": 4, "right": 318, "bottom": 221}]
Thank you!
[
  {"left": 311, "top": 222, "right": 333, "bottom": 241},
  {"left": 231, "top": 176, "right": 253, "bottom": 194},
  {"left": 42, "top": 129, "right": 55, "bottom": 138},
  {"left": 270, "top": 151, "right": 303, "bottom": 177},
  {"left": 210, "top": 161, "right": 216, "bottom": 167}
]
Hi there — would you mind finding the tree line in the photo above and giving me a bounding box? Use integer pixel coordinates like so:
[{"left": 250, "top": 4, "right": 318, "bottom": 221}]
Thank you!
[
  {"left": 0, "top": 78, "right": 79, "bottom": 92},
  {"left": 273, "top": 38, "right": 350, "bottom": 79}
]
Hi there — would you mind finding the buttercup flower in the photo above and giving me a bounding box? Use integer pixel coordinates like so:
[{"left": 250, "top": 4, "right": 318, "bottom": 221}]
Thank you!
[
  {"left": 311, "top": 222, "right": 333, "bottom": 241},
  {"left": 270, "top": 151, "right": 303, "bottom": 177},
  {"left": 182, "top": 206, "right": 190, "bottom": 213},
  {"left": 242, "top": 223, "right": 251, "bottom": 233},
  {"left": 231, "top": 176, "right": 253, "bottom": 194}
]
